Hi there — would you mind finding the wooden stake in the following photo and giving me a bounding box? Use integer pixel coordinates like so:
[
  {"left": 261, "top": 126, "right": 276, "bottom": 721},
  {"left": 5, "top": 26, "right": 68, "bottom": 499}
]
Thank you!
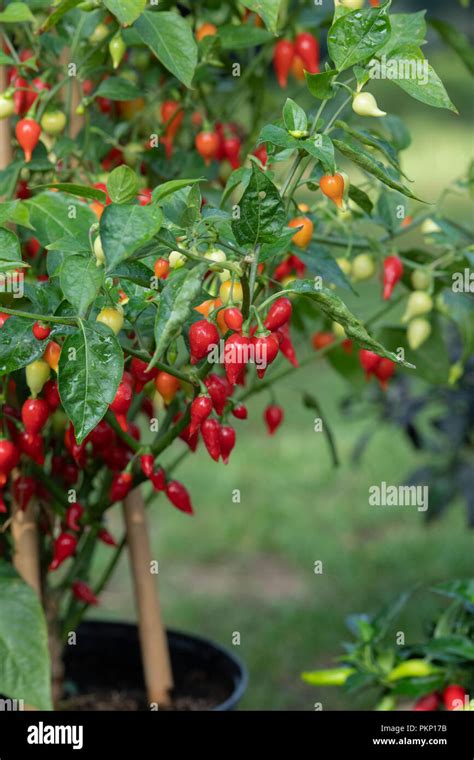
[
  {"left": 11, "top": 498, "right": 41, "bottom": 597},
  {"left": 123, "top": 488, "right": 173, "bottom": 706},
  {"left": 59, "top": 49, "right": 84, "bottom": 138},
  {"left": 0, "top": 65, "right": 13, "bottom": 171}
]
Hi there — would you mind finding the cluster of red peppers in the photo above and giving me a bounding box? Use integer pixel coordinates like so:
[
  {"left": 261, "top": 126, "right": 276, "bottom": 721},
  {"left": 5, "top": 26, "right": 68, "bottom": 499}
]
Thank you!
[{"left": 273, "top": 33, "right": 320, "bottom": 88}]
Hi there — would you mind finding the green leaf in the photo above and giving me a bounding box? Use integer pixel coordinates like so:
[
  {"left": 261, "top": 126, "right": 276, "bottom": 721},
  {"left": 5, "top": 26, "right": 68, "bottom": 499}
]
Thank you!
[
  {"left": 107, "top": 166, "right": 139, "bottom": 204},
  {"left": 0, "top": 561, "right": 52, "bottom": 710},
  {"left": 0, "top": 2, "right": 35, "bottom": 23},
  {"left": 0, "top": 229, "right": 21, "bottom": 266},
  {"left": 257, "top": 124, "right": 299, "bottom": 150},
  {"left": 302, "top": 134, "right": 336, "bottom": 175},
  {"left": 428, "top": 18, "right": 474, "bottom": 76},
  {"left": 31, "top": 183, "right": 107, "bottom": 203},
  {"left": 305, "top": 70, "right": 338, "bottom": 100},
  {"left": 386, "top": 45, "right": 458, "bottom": 113},
  {"left": 110, "top": 260, "right": 154, "bottom": 288},
  {"left": 282, "top": 98, "right": 308, "bottom": 135},
  {"left": 103, "top": 0, "right": 146, "bottom": 26},
  {"left": 348, "top": 184, "right": 373, "bottom": 215},
  {"left": 0, "top": 200, "right": 30, "bottom": 228},
  {"left": 26, "top": 192, "right": 96, "bottom": 248},
  {"left": 93, "top": 77, "right": 141, "bottom": 101},
  {"left": 221, "top": 167, "right": 252, "bottom": 206},
  {"left": 150, "top": 264, "right": 207, "bottom": 367},
  {"left": 0, "top": 318, "right": 47, "bottom": 376},
  {"left": 232, "top": 164, "right": 285, "bottom": 248},
  {"left": 240, "top": 0, "right": 282, "bottom": 34},
  {"left": 296, "top": 245, "right": 355, "bottom": 292},
  {"left": 58, "top": 321, "right": 123, "bottom": 444},
  {"left": 218, "top": 24, "right": 272, "bottom": 49},
  {"left": 152, "top": 178, "right": 204, "bottom": 204},
  {"left": 378, "top": 11, "right": 426, "bottom": 57},
  {"left": 334, "top": 120, "right": 404, "bottom": 176},
  {"left": 134, "top": 11, "right": 198, "bottom": 88},
  {"left": 60, "top": 254, "right": 104, "bottom": 316},
  {"left": 40, "top": 0, "right": 82, "bottom": 31},
  {"left": 100, "top": 204, "right": 163, "bottom": 271},
  {"left": 328, "top": 4, "right": 391, "bottom": 72},
  {"left": 284, "top": 281, "right": 415, "bottom": 368},
  {"left": 333, "top": 139, "right": 424, "bottom": 201},
  {"left": 0, "top": 51, "right": 13, "bottom": 65}
]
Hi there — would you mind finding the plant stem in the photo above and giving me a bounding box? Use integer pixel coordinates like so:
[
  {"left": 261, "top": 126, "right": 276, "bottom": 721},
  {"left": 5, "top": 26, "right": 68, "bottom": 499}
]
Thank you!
[{"left": 0, "top": 307, "right": 77, "bottom": 325}]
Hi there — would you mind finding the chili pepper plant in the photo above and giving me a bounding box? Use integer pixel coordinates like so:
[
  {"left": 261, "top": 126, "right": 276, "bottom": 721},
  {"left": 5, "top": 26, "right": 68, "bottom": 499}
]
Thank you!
[{"left": 0, "top": 0, "right": 471, "bottom": 710}]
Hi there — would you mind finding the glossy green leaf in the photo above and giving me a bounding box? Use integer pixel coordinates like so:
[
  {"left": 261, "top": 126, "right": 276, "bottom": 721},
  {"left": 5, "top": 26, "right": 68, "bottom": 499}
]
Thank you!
[
  {"left": 328, "top": 5, "right": 391, "bottom": 72},
  {"left": 110, "top": 260, "right": 154, "bottom": 288},
  {"left": 103, "top": 0, "right": 146, "bottom": 26},
  {"left": 26, "top": 192, "right": 96, "bottom": 248},
  {"left": 0, "top": 562, "right": 52, "bottom": 710},
  {"left": 232, "top": 164, "right": 285, "bottom": 247},
  {"left": 94, "top": 77, "right": 141, "bottom": 101},
  {"left": 0, "top": 2, "right": 35, "bottom": 23},
  {"left": 58, "top": 320, "right": 123, "bottom": 443},
  {"left": 240, "top": 0, "right": 282, "bottom": 34},
  {"left": 60, "top": 255, "right": 104, "bottom": 316},
  {"left": 0, "top": 229, "right": 21, "bottom": 266},
  {"left": 100, "top": 204, "right": 163, "bottom": 271},
  {"left": 219, "top": 24, "right": 272, "bottom": 49},
  {"left": 282, "top": 98, "right": 308, "bottom": 134},
  {"left": 31, "top": 183, "right": 107, "bottom": 203},
  {"left": 0, "top": 317, "right": 47, "bottom": 375},
  {"left": 107, "top": 166, "right": 139, "bottom": 204},
  {"left": 333, "top": 139, "right": 424, "bottom": 201},
  {"left": 150, "top": 264, "right": 207, "bottom": 367},
  {"left": 348, "top": 184, "right": 373, "bottom": 215},
  {"left": 305, "top": 70, "right": 338, "bottom": 100},
  {"left": 40, "top": 0, "right": 81, "bottom": 31},
  {"left": 152, "top": 178, "right": 204, "bottom": 204},
  {"left": 334, "top": 120, "right": 404, "bottom": 176},
  {"left": 387, "top": 45, "right": 458, "bottom": 112},
  {"left": 378, "top": 11, "right": 426, "bottom": 57},
  {"left": 134, "top": 11, "right": 198, "bottom": 88},
  {"left": 283, "top": 281, "right": 414, "bottom": 368}
]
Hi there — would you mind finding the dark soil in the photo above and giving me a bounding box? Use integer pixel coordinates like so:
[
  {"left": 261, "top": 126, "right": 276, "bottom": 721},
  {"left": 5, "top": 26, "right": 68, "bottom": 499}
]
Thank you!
[{"left": 61, "top": 668, "right": 231, "bottom": 711}]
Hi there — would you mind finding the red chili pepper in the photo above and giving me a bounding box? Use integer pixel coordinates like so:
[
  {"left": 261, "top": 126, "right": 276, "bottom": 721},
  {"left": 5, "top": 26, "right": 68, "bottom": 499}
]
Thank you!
[
  {"left": 189, "top": 319, "right": 219, "bottom": 364},
  {"left": 161, "top": 99, "right": 184, "bottom": 143},
  {"left": 195, "top": 130, "right": 220, "bottom": 166},
  {"left": 63, "top": 461, "right": 79, "bottom": 485},
  {"left": 18, "top": 431, "right": 45, "bottom": 465},
  {"left": 87, "top": 420, "right": 115, "bottom": 452},
  {"left": 253, "top": 145, "right": 268, "bottom": 166},
  {"left": 130, "top": 357, "right": 158, "bottom": 392},
  {"left": 0, "top": 312, "right": 11, "bottom": 328},
  {"left": 189, "top": 395, "right": 213, "bottom": 436},
  {"left": 264, "top": 298, "right": 292, "bottom": 332},
  {"left": 15, "top": 118, "right": 41, "bottom": 162},
  {"left": 274, "top": 258, "right": 292, "bottom": 281},
  {"left": 66, "top": 502, "right": 84, "bottom": 532},
  {"left": 288, "top": 254, "right": 306, "bottom": 276},
  {"left": 383, "top": 256, "right": 404, "bottom": 301},
  {"left": 110, "top": 379, "right": 133, "bottom": 415},
  {"left": 204, "top": 373, "right": 229, "bottom": 415},
  {"left": 252, "top": 331, "right": 280, "bottom": 379},
  {"left": 43, "top": 379, "right": 61, "bottom": 411},
  {"left": 223, "top": 136, "right": 241, "bottom": 169},
  {"left": 32, "top": 321, "right": 51, "bottom": 341},
  {"left": 359, "top": 349, "right": 381, "bottom": 379},
  {"left": 12, "top": 75, "right": 27, "bottom": 115},
  {"left": 150, "top": 467, "right": 166, "bottom": 492},
  {"left": 218, "top": 425, "right": 236, "bottom": 465},
  {"left": 72, "top": 580, "right": 99, "bottom": 606},
  {"left": 374, "top": 358, "right": 395, "bottom": 390},
  {"left": 232, "top": 403, "right": 248, "bottom": 420},
  {"left": 178, "top": 418, "right": 199, "bottom": 453},
  {"left": 224, "top": 333, "right": 251, "bottom": 385},
  {"left": 140, "top": 453, "right": 155, "bottom": 479},
  {"left": 294, "top": 33, "right": 320, "bottom": 74},
  {"left": 109, "top": 471, "right": 133, "bottom": 502},
  {"left": 264, "top": 405, "right": 284, "bottom": 435},
  {"left": 0, "top": 438, "right": 20, "bottom": 478},
  {"left": 21, "top": 398, "right": 50, "bottom": 435},
  {"left": 49, "top": 532, "right": 77, "bottom": 571},
  {"left": 165, "top": 480, "right": 194, "bottom": 514},
  {"left": 201, "top": 418, "right": 221, "bottom": 462},
  {"left": 64, "top": 424, "right": 86, "bottom": 467},
  {"left": 223, "top": 307, "right": 244, "bottom": 333},
  {"left": 443, "top": 684, "right": 466, "bottom": 711},
  {"left": 0, "top": 490, "right": 6, "bottom": 513},
  {"left": 414, "top": 693, "right": 440, "bottom": 711},
  {"left": 277, "top": 324, "right": 299, "bottom": 367},
  {"left": 98, "top": 528, "right": 117, "bottom": 547},
  {"left": 273, "top": 40, "right": 295, "bottom": 88},
  {"left": 12, "top": 475, "right": 36, "bottom": 511}
]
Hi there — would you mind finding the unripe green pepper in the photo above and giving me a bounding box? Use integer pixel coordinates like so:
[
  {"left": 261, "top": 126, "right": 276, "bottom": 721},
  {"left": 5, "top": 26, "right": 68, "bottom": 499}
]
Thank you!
[
  {"left": 301, "top": 667, "right": 355, "bottom": 686},
  {"left": 386, "top": 659, "right": 440, "bottom": 682},
  {"left": 109, "top": 33, "right": 126, "bottom": 70}
]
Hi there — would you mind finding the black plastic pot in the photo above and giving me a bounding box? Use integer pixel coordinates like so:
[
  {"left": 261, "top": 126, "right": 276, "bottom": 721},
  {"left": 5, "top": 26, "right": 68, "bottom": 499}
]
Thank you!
[{"left": 63, "top": 621, "right": 247, "bottom": 711}]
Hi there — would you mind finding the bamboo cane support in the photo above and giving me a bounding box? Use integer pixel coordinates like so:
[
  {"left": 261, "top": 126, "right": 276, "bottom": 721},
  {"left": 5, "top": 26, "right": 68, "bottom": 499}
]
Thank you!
[
  {"left": 59, "top": 48, "right": 84, "bottom": 138},
  {"left": 122, "top": 488, "right": 173, "bottom": 706},
  {"left": 11, "top": 497, "right": 41, "bottom": 597}
]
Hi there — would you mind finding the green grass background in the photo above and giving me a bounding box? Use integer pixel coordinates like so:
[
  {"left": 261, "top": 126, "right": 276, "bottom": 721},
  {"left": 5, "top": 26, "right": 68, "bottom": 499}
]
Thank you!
[{"left": 90, "top": 51, "right": 473, "bottom": 710}]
